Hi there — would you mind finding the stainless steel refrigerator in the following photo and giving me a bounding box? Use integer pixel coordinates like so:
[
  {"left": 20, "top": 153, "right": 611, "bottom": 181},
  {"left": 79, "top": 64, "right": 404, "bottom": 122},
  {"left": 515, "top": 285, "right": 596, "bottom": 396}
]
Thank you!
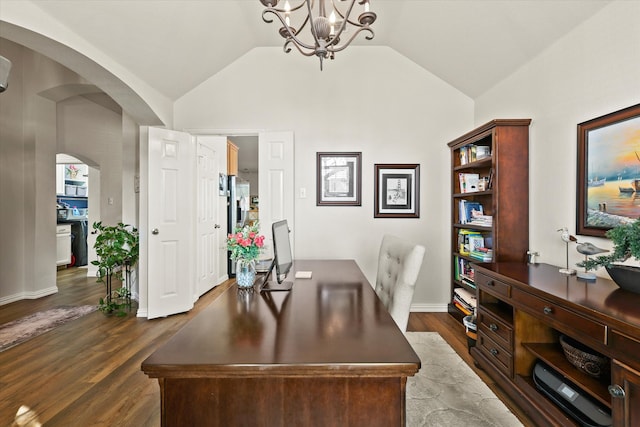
[{"left": 227, "top": 175, "right": 250, "bottom": 276}]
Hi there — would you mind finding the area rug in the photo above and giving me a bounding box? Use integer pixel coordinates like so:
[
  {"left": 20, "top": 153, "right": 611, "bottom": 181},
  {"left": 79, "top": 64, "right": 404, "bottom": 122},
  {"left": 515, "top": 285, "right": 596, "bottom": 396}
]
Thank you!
[
  {"left": 406, "top": 332, "right": 523, "bottom": 427},
  {"left": 0, "top": 305, "right": 97, "bottom": 352}
]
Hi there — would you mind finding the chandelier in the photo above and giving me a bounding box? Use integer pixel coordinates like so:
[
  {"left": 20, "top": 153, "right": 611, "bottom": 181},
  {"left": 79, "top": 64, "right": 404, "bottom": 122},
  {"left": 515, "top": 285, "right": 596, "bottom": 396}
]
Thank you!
[{"left": 259, "top": 0, "right": 377, "bottom": 70}]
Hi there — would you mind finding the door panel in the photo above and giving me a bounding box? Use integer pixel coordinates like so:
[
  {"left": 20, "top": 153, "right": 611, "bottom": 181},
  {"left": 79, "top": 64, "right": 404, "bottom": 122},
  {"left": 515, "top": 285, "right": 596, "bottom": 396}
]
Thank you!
[
  {"left": 196, "top": 136, "right": 225, "bottom": 296},
  {"left": 258, "top": 131, "right": 295, "bottom": 257},
  {"left": 147, "top": 127, "right": 194, "bottom": 319}
]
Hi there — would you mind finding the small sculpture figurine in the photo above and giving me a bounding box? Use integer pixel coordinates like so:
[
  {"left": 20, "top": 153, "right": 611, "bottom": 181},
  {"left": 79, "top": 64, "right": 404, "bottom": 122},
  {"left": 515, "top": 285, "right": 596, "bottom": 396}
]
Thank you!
[
  {"left": 576, "top": 242, "right": 609, "bottom": 281},
  {"left": 557, "top": 227, "right": 577, "bottom": 275}
]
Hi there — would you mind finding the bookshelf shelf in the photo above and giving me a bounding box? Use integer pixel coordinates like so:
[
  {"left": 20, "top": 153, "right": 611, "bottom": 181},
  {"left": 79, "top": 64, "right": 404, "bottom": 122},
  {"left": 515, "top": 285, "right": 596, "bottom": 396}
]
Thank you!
[{"left": 447, "top": 119, "right": 530, "bottom": 322}]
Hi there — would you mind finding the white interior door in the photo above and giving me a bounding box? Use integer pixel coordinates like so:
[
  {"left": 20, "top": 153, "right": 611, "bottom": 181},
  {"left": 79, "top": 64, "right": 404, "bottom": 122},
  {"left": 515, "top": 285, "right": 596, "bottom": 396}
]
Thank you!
[
  {"left": 258, "top": 131, "right": 295, "bottom": 257},
  {"left": 195, "top": 135, "right": 225, "bottom": 297},
  {"left": 147, "top": 127, "right": 194, "bottom": 319}
]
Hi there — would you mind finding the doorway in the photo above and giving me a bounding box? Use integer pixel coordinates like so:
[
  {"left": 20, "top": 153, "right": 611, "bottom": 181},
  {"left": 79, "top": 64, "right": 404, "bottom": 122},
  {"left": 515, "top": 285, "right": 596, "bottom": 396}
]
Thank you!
[
  {"left": 55, "top": 153, "right": 101, "bottom": 291},
  {"left": 227, "top": 135, "right": 259, "bottom": 228}
]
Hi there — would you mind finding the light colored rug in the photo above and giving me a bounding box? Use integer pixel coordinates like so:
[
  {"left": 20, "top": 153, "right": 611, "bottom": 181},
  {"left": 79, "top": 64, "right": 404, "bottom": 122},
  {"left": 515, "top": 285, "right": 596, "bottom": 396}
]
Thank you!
[
  {"left": 0, "top": 305, "right": 97, "bottom": 352},
  {"left": 406, "top": 332, "right": 523, "bottom": 427}
]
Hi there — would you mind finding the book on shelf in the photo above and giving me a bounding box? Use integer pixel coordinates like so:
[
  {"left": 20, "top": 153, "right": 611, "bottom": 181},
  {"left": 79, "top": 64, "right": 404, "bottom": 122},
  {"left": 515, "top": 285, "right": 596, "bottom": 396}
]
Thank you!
[
  {"left": 456, "top": 256, "right": 475, "bottom": 287},
  {"left": 459, "top": 200, "right": 484, "bottom": 224},
  {"left": 469, "top": 247, "right": 493, "bottom": 262},
  {"left": 458, "top": 229, "right": 482, "bottom": 255},
  {"left": 468, "top": 235, "right": 485, "bottom": 252},
  {"left": 453, "top": 300, "right": 473, "bottom": 316},
  {"left": 459, "top": 173, "right": 480, "bottom": 193},
  {"left": 487, "top": 168, "right": 494, "bottom": 190},
  {"left": 468, "top": 213, "right": 493, "bottom": 227},
  {"left": 476, "top": 145, "right": 491, "bottom": 160},
  {"left": 454, "top": 287, "right": 477, "bottom": 309},
  {"left": 459, "top": 144, "right": 491, "bottom": 165}
]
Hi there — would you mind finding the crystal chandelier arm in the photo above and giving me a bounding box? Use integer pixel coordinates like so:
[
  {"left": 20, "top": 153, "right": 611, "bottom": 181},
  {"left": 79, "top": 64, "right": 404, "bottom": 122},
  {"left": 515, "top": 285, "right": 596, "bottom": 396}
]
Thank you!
[{"left": 326, "top": 27, "right": 375, "bottom": 53}]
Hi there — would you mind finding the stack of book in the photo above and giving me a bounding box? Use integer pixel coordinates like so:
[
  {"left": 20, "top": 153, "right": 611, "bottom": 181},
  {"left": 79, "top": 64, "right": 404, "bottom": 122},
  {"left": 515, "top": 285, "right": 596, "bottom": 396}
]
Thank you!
[
  {"left": 469, "top": 247, "right": 493, "bottom": 262},
  {"left": 468, "top": 213, "right": 493, "bottom": 227},
  {"left": 459, "top": 200, "right": 493, "bottom": 226},
  {"left": 453, "top": 287, "right": 476, "bottom": 316}
]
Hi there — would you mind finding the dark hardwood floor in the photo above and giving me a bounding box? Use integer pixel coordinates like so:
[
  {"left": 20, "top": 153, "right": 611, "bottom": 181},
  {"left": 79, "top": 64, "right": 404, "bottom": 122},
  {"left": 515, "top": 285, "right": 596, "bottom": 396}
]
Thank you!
[{"left": 0, "top": 268, "right": 533, "bottom": 426}]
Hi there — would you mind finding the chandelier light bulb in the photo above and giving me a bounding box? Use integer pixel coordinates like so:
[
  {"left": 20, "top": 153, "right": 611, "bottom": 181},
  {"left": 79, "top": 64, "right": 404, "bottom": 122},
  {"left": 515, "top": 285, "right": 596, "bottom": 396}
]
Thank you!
[{"left": 284, "top": 0, "right": 291, "bottom": 25}]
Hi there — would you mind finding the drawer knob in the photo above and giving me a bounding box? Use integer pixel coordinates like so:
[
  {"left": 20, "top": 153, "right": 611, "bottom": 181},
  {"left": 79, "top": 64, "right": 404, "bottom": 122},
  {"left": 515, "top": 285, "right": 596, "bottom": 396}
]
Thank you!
[
  {"left": 487, "top": 280, "right": 495, "bottom": 286},
  {"left": 608, "top": 384, "right": 626, "bottom": 399},
  {"left": 490, "top": 348, "right": 499, "bottom": 356},
  {"left": 543, "top": 306, "right": 553, "bottom": 315},
  {"left": 489, "top": 323, "right": 498, "bottom": 332}
]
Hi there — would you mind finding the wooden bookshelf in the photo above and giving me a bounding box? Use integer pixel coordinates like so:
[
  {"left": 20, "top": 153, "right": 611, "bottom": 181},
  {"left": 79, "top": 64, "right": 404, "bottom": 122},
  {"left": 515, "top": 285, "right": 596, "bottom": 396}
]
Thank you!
[{"left": 447, "top": 119, "right": 530, "bottom": 322}]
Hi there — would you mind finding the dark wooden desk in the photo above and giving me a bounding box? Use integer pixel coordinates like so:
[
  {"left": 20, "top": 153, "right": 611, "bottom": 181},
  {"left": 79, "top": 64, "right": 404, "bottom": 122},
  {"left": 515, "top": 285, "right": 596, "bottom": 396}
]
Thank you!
[{"left": 142, "top": 260, "right": 421, "bottom": 426}]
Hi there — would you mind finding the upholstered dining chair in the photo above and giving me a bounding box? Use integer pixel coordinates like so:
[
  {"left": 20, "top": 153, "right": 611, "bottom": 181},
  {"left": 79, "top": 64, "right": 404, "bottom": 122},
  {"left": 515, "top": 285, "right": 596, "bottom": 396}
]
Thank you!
[{"left": 375, "top": 234, "right": 426, "bottom": 332}]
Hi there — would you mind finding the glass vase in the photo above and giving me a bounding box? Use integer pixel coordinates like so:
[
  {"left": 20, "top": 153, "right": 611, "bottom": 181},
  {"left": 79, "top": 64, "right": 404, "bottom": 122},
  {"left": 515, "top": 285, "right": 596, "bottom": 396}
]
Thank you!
[{"left": 236, "top": 259, "right": 256, "bottom": 288}]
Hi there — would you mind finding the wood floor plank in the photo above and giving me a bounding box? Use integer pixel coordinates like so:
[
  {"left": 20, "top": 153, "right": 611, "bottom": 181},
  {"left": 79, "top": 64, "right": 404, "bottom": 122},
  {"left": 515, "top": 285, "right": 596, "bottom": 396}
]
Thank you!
[{"left": 0, "top": 268, "right": 532, "bottom": 426}]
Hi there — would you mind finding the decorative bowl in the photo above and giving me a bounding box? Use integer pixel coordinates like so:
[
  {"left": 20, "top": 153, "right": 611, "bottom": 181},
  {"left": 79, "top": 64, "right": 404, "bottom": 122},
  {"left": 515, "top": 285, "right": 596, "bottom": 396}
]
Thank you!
[{"left": 559, "top": 334, "right": 610, "bottom": 379}]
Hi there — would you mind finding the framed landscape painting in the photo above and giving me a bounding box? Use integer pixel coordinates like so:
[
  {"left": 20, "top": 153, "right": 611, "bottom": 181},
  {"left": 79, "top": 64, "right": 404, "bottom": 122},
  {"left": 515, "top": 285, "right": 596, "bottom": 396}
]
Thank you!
[
  {"left": 316, "top": 152, "right": 362, "bottom": 206},
  {"left": 577, "top": 103, "right": 640, "bottom": 237},
  {"left": 374, "top": 164, "right": 420, "bottom": 218}
]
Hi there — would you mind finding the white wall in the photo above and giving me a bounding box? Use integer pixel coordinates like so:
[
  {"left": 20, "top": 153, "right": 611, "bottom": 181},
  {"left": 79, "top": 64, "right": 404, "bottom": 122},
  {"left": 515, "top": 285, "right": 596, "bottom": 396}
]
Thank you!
[
  {"left": 176, "top": 46, "right": 474, "bottom": 309},
  {"left": 58, "top": 97, "right": 124, "bottom": 226},
  {"left": 0, "top": 40, "right": 129, "bottom": 304},
  {"left": 475, "top": 0, "right": 640, "bottom": 275},
  {"left": 0, "top": 39, "right": 83, "bottom": 303}
]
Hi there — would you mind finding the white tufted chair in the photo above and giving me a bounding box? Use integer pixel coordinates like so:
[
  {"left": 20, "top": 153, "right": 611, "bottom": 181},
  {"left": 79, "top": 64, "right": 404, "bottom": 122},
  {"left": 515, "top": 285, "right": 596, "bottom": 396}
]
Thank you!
[{"left": 375, "top": 234, "right": 426, "bottom": 332}]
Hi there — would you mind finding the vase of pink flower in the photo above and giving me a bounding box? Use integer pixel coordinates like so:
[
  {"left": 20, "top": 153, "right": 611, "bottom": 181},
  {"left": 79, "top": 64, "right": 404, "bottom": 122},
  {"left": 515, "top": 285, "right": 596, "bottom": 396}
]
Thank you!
[{"left": 227, "top": 223, "right": 265, "bottom": 288}]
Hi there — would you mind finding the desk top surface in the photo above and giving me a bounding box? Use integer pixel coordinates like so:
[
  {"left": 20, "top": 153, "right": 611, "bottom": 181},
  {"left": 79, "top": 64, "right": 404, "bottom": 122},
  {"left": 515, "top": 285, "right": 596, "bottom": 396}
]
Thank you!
[{"left": 142, "top": 259, "right": 420, "bottom": 378}]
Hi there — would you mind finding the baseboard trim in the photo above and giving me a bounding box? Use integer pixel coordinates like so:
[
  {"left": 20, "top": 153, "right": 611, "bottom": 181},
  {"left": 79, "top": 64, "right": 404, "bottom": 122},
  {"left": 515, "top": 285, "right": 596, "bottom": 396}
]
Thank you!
[
  {"left": 411, "top": 303, "right": 449, "bottom": 312},
  {"left": 0, "top": 286, "right": 59, "bottom": 306}
]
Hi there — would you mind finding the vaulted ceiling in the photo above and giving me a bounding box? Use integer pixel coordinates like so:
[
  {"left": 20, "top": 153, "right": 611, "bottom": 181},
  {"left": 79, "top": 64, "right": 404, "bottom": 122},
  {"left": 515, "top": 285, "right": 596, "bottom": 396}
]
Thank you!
[{"left": 14, "top": 0, "right": 612, "bottom": 101}]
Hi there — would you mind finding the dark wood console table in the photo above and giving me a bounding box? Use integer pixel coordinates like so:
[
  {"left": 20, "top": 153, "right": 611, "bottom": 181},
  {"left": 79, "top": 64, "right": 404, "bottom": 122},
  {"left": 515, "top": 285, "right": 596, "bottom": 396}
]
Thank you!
[
  {"left": 142, "top": 260, "right": 420, "bottom": 426},
  {"left": 472, "top": 262, "right": 640, "bottom": 427}
]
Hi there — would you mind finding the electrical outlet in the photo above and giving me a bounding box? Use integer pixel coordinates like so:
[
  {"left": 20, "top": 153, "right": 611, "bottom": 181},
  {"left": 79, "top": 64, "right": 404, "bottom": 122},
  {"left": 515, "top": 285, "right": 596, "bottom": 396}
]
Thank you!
[{"left": 300, "top": 187, "right": 307, "bottom": 198}]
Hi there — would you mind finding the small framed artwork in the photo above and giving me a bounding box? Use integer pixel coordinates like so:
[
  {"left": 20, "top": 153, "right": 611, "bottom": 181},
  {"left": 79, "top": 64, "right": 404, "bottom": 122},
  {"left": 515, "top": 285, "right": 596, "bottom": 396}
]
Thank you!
[
  {"left": 374, "top": 164, "right": 420, "bottom": 218},
  {"left": 219, "top": 173, "right": 227, "bottom": 196},
  {"left": 316, "top": 152, "right": 362, "bottom": 206},
  {"left": 577, "top": 103, "right": 640, "bottom": 237}
]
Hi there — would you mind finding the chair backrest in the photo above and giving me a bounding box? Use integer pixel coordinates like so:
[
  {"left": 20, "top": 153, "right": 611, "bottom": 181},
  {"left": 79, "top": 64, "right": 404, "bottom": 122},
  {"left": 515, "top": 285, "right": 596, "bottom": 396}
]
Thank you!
[{"left": 375, "top": 234, "right": 426, "bottom": 332}]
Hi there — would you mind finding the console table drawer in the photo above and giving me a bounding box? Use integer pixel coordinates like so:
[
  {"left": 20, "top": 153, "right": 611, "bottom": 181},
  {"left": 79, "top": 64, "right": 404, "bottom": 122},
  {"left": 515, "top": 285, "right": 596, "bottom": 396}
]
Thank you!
[
  {"left": 610, "top": 330, "right": 640, "bottom": 371},
  {"left": 478, "top": 308, "right": 513, "bottom": 351},
  {"left": 477, "top": 332, "right": 513, "bottom": 378},
  {"left": 512, "top": 288, "right": 606, "bottom": 343},
  {"left": 475, "top": 273, "right": 511, "bottom": 298}
]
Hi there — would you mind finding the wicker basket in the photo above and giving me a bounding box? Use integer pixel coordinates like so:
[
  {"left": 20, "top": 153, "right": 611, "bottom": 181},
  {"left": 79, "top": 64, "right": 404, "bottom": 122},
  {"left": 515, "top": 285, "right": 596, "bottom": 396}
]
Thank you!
[{"left": 559, "top": 334, "right": 610, "bottom": 379}]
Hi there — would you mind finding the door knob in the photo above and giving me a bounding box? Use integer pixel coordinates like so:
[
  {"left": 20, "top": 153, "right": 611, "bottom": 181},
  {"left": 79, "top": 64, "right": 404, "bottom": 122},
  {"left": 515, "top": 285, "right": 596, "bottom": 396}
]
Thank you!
[
  {"left": 152, "top": 228, "right": 159, "bottom": 235},
  {"left": 214, "top": 224, "right": 221, "bottom": 229}
]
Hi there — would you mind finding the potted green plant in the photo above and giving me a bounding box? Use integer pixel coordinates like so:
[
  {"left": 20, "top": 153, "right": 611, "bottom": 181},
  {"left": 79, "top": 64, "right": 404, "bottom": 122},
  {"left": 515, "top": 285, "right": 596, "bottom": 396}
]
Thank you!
[
  {"left": 91, "top": 221, "right": 139, "bottom": 316},
  {"left": 578, "top": 219, "right": 640, "bottom": 293}
]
